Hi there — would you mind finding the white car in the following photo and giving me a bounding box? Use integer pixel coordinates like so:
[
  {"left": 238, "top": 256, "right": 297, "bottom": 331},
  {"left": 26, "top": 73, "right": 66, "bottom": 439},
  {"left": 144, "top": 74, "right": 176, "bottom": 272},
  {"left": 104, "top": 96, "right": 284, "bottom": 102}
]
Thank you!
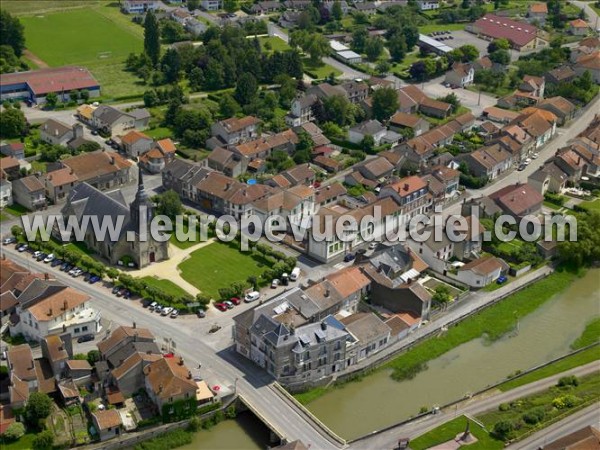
[
  {"left": 43, "top": 253, "right": 55, "bottom": 263},
  {"left": 368, "top": 242, "right": 378, "bottom": 250},
  {"left": 524, "top": 158, "right": 531, "bottom": 165},
  {"left": 33, "top": 250, "right": 42, "bottom": 259},
  {"left": 170, "top": 309, "right": 179, "bottom": 318},
  {"left": 244, "top": 291, "right": 260, "bottom": 303},
  {"left": 149, "top": 301, "right": 158, "bottom": 311},
  {"left": 161, "top": 307, "right": 173, "bottom": 316}
]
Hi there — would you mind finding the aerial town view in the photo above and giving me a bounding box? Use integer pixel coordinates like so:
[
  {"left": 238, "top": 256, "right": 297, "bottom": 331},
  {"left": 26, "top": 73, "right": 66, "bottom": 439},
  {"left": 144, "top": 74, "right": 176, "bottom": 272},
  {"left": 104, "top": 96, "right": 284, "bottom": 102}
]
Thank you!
[{"left": 0, "top": 0, "right": 599, "bottom": 448}]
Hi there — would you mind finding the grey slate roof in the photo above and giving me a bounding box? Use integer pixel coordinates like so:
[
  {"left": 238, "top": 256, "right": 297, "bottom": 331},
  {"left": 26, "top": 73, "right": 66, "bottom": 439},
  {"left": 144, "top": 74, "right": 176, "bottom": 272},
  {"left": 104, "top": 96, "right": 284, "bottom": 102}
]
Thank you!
[
  {"left": 106, "top": 341, "right": 161, "bottom": 368},
  {"left": 368, "top": 244, "right": 413, "bottom": 277},
  {"left": 129, "top": 108, "right": 151, "bottom": 120},
  {"left": 41, "top": 119, "right": 72, "bottom": 139},
  {"left": 351, "top": 120, "right": 385, "bottom": 136},
  {"left": 93, "top": 105, "right": 129, "bottom": 126}
]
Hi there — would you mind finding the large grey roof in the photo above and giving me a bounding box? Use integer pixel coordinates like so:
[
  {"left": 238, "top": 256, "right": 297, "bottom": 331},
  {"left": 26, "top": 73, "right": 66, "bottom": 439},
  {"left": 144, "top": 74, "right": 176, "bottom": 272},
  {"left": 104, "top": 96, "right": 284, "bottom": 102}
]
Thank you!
[
  {"left": 368, "top": 244, "right": 413, "bottom": 277},
  {"left": 93, "top": 105, "right": 129, "bottom": 126},
  {"left": 17, "top": 280, "right": 66, "bottom": 309},
  {"left": 106, "top": 341, "right": 161, "bottom": 368}
]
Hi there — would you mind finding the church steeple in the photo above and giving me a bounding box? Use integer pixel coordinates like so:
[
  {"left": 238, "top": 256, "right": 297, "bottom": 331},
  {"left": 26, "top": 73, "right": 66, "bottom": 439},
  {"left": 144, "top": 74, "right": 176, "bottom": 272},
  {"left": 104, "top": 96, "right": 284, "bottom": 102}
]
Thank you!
[{"left": 130, "top": 166, "right": 153, "bottom": 233}]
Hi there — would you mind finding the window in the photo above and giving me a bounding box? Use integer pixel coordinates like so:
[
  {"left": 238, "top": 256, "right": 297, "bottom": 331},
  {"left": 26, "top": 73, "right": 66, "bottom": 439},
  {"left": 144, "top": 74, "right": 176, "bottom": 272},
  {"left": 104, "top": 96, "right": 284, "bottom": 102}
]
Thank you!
[
  {"left": 82, "top": 326, "right": 88, "bottom": 332},
  {"left": 74, "top": 328, "right": 80, "bottom": 333}
]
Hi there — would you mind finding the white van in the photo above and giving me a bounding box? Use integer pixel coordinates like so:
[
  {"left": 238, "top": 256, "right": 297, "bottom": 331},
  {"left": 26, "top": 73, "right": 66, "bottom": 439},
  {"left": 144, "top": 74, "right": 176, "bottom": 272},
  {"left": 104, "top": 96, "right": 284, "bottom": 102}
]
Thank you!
[
  {"left": 290, "top": 267, "right": 301, "bottom": 281},
  {"left": 244, "top": 291, "right": 260, "bottom": 303}
]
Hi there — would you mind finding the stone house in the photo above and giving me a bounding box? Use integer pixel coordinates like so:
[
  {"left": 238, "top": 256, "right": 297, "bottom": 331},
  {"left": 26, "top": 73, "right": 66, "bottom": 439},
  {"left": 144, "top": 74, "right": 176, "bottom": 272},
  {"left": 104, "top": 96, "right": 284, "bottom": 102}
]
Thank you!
[{"left": 11, "top": 175, "right": 46, "bottom": 211}]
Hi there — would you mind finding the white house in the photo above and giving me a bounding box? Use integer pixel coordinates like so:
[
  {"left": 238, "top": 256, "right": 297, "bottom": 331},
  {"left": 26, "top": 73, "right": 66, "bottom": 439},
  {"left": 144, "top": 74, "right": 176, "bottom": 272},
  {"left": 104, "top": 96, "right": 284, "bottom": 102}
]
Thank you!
[
  {"left": 444, "top": 63, "right": 475, "bottom": 88},
  {"left": 448, "top": 255, "right": 507, "bottom": 288},
  {"left": 11, "top": 285, "right": 101, "bottom": 342},
  {"left": 0, "top": 179, "right": 12, "bottom": 208},
  {"left": 417, "top": 0, "right": 440, "bottom": 10},
  {"left": 201, "top": 0, "right": 223, "bottom": 10},
  {"left": 121, "top": 0, "right": 160, "bottom": 14},
  {"left": 348, "top": 120, "right": 387, "bottom": 146}
]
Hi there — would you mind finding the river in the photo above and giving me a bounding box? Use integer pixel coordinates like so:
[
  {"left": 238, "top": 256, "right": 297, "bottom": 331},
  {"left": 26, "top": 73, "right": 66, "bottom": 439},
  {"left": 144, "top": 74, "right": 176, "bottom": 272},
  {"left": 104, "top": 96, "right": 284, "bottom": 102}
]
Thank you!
[{"left": 303, "top": 269, "right": 600, "bottom": 440}]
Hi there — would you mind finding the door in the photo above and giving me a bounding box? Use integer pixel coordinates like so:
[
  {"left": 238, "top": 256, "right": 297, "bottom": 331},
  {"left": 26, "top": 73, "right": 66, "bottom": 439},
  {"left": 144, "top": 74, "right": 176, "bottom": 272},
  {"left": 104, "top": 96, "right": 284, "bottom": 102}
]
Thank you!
[{"left": 149, "top": 252, "right": 155, "bottom": 263}]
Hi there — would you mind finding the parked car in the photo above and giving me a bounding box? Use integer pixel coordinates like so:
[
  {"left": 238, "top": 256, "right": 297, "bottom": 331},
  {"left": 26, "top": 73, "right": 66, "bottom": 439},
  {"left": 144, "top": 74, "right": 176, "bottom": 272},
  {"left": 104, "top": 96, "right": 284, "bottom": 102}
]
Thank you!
[
  {"left": 344, "top": 253, "right": 356, "bottom": 262},
  {"left": 271, "top": 279, "right": 280, "bottom": 289},
  {"left": 61, "top": 262, "right": 70, "bottom": 271},
  {"left": 524, "top": 158, "right": 531, "bottom": 165},
  {"left": 116, "top": 287, "right": 127, "bottom": 297},
  {"left": 281, "top": 273, "right": 289, "bottom": 286},
  {"left": 141, "top": 298, "right": 152, "bottom": 308},
  {"left": 497, "top": 276, "right": 508, "bottom": 284},
  {"left": 123, "top": 289, "right": 132, "bottom": 299},
  {"left": 112, "top": 286, "right": 121, "bottom": 295},
  {"left": 215, "top": 302, "right": 228, "bottom": 311},
  {"left": 89, "top": 275, "right": 101, "bottom": 284},
  {"left": 290, "top": 267, "right": 300, "bottom": 281},
  {"left": 77, "top": 334, "right": 94, "bottom": 343},
  {"left": 33, "top": 250, "right": 42, "bottom": 259},
  {"left": 368, "top": 242, "right": 378, "bottom": 250},
  {"left": 161, "top": 307, "right": 173, "bottom": 316},
  {"left": 83, "top": 272, "right": 91, "bottom": 282},
  {"left": 244, "top": 291, "right": 260, "bottom": 303},
  {"left": 170, "top": 309, "right": 179, "bottom": 318},
  {"left": 17, "top": 244, "right": 28, "bottom": 252},
  {"left": 223, "top": 300, "right": 234, "bottom": 309},
  {"left": 517, "top": 163, "right": 527, "bottom": 171},
  {"left": 531, "top": 153, "right": 539, "bottom": 160},
  {"left": 71, "top": 268, "right": 83, "bottom": 277},
  {"left": 197, "top": 309, "right": 206, "bottom": 318},
  {"left": 3, "top": 237, "right": 16, "bottom": 245},
  {"left": 51, "top": 258, "right": 63, "bottom": 267},
  {"left": 230, "top": 297, "right": 241, "bottom": 305},
  {"left": 154, "top": 305, "right": 163, "bottom": 313},
  {"left": 149, "top": 301, "right": 158, "bottom": 311}
]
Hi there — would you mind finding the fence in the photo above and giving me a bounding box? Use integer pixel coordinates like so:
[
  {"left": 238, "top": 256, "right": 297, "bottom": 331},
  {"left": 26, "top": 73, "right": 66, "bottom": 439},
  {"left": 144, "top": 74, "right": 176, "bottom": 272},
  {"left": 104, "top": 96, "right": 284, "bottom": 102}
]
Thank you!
[{"left": 346, "top": 342, "right": 599, "bottom": 444}]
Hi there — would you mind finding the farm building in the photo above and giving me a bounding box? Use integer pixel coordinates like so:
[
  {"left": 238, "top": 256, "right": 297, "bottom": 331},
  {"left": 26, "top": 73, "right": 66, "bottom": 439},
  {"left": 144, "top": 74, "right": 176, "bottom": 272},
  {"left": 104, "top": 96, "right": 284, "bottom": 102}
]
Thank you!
[
  {"left": 466, "top": 14, "right": 547, "bottom": 51},
  {"left": 0, "top": 66, "right": 100, "bottom": 105}
]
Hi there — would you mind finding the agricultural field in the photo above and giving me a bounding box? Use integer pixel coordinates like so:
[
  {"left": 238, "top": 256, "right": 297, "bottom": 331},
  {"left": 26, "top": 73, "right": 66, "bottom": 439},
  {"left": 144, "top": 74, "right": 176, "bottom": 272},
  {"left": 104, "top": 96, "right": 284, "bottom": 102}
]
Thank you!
[{"left": 19, "top": 4, "right": 145, "bottom": 98}]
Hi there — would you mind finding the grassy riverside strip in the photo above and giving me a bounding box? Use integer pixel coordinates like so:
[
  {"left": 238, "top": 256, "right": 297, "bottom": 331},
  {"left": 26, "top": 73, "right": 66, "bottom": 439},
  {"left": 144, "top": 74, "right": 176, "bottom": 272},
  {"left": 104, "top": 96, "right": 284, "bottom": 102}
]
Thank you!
[
  {"left": 385, "top": 270, "right": 577, "bottom": 381},
  {"left": 409, "top": 415, "right": 504, "bottom": 450},
  {"left": 499, "top": 346, "right": 600, "bottom": 392},
  {"left": 571, "top": 317, "right": 600, "bottom": 350},
  {"left": 294, "top": 270, "right": 578, "bottom": 404}
]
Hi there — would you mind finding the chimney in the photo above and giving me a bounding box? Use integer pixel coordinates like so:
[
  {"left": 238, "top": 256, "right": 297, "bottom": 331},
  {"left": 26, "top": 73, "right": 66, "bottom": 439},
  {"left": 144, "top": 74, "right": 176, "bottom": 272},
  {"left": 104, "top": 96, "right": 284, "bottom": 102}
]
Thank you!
[
  {"left": 321, "top": 321, "right": 327, "bottom": 331},
  {"left": 324, "top": 288, "right": 330, "bottom": 298},
  {"left": 110, "top": 156, "right": 115, "bottom": 165},
  {"left": 187, "top": 371, "right": 192, "bottom": 379},
  {"left": 73, "top": 123, "right": 84, "bottom": 139},
  {"left": 63, "top": 299, "right": 67, "bottom": 311},
  {"left": 179, "top": 356, "right": 184, "bottom": 366},
  {"left": 70, "top": 168, "right": 74, "bottom": 175},
  {"left": 133, "top": 322, "right": 137, "bottom": 329},
  {"left": 403, "top": 183, "right": 409, "bottom": 191},
  {"left": 225, "top": 182, "right": 231, "bottom": 191},
  {"left": 48, "top": 308, "right": 53, "bottom": 316},
  {"left": 44, "top": 273, "right": 49, "bottom": 280}
]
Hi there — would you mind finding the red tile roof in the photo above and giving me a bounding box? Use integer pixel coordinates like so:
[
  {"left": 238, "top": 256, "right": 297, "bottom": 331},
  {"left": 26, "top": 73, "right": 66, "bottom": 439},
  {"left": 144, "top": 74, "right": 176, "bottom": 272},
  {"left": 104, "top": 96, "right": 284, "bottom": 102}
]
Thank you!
[
  {"left": 0, "top": 66, "right": 99, "bottom": 95},
  {"left": 472, "top": 14, "right": 538, "bottom": 47}
]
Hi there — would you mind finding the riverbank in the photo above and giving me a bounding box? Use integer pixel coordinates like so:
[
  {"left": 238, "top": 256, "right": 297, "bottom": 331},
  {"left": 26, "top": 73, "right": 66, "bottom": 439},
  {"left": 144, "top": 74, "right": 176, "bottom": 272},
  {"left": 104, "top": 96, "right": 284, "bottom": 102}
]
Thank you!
[{"left": 295, "top": 269, "right": 579, "bottom": 405}]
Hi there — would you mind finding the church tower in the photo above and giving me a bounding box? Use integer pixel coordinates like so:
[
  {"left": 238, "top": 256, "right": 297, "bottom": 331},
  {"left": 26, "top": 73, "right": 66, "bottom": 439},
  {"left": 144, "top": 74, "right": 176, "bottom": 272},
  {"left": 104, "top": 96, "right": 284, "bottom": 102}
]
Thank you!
[{"left": 130, "top": 167, "right": 154, "bottom": 233}]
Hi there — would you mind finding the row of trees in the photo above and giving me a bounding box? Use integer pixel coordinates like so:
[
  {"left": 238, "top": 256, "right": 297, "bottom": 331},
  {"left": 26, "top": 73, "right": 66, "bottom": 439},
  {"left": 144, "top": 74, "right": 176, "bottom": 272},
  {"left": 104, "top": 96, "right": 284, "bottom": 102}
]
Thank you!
[{"left": 0, "top": 10, "right": 26, "bottom": 74}]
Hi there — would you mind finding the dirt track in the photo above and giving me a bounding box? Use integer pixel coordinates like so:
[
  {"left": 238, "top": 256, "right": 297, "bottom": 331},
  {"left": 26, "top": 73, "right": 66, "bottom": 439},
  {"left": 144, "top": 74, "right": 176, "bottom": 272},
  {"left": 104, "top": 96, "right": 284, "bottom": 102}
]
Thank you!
[{"left": 23, "top": 49, "right": 49, "bottom": 68}]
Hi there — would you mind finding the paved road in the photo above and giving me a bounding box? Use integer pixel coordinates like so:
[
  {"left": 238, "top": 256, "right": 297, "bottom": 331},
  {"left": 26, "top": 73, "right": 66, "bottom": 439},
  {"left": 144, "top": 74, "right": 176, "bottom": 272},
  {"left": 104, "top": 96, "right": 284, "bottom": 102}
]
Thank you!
[
  {"left": 353, "top": 361, "right": 600, "bottom": 449},
  {"left": 507, "top": 403, "right": 600, "bottom": 450},
  {"left": 571, "top": 1, "right": 600, "bottom": 30},
  {"left": 1, "top": 248, "right": 342, "bottom": 450}
]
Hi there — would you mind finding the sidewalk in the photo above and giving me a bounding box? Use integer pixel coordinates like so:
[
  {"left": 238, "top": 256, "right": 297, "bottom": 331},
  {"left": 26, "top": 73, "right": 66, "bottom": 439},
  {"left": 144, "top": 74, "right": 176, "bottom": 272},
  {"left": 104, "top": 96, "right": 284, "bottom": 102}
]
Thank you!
[{"left": 127, "top": 238, "right": 216, "bottom": 296}]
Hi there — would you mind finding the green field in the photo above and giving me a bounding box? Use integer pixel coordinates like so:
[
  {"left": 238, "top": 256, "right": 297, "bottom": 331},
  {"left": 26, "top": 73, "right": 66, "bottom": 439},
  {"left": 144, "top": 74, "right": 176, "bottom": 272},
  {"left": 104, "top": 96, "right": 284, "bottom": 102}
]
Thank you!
[
  {"left": 258, "top": 36, "right": 291, "bottom": 53},
  {"left": 140, "top": 276, "right": 190, "bottom": 299},
  {"left": 410, "top": 415, "right": 503, "bottom": 450},
  {"left": 418, "top": 23, "right": 466, "bottom": 34},
  {"left": 20, "top": 5, "right": 144, "bottom": 98},
  {"left": 0, "top": 1, "right": 104, "bottom": 15},
  {"left": 178, "top": 242, "right": 268, "bottom": 298},
  {"left": 571, "top": 317, "right": 600, "bottom": 350},
  {"left": 303, "top": 58, "right": 343, "bottom": 80},
  {"left": 579, "top": 198, "right": 600, "bottom": 212}
]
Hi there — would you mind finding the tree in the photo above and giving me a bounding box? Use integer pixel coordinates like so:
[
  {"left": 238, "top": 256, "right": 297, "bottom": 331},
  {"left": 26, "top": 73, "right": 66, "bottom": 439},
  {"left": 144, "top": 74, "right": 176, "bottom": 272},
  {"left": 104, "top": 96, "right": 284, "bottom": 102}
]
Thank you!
[
  {"left": 493, "top": 420, "right": 514, "bottom": 441},
  {"left": 458, "top": 44, "right": 479, "bottom": 62},
  {"left": 487, "top": 38, "right": 510, "bottom": 53},
  {"left": 352, "top": 27, "right": 368, "bottom": 53},
  {"left": 187, "top": 0, "right": 200, "bottom": 10},
  {"left": 144, "top": 10, "right": 161, "bottom": 66},
  {"left": 364, "top": 37, "right": 384, "bottom": 62},
  {"left": 219, "top": 93, "right": 241, "bottom": 118},
  {"left": 80, "top": 89, "right": 90, "bottom": 101},
  {"left": 157, "top": 190, "right": 183, "bottom": 219},
  {"left": 224, "top": 0, "right": 239, "bottom": 13},
  {"left": 143, "top": 89, "right": 159, "bottom": 107},
  {"left": 106, "top": 267, "right": 119, "bottom": 282},
  {"left": 307, "top": 34, "right": 329, "bottom": 64},
  {"left": 0, "top": 107, "right": 26, "bottom": 138},
  {"left": 77, "top": 141, "right": 101, "bottom": 153},
  {"left": 432, "top": 285, "right": 452, "bottom": 306},
  {"left": 25, "top": 392, "right": 52, "bottom": 424},
  {"left": 331, "top": 0, "right": 343, "bottom": 21},
  {"left": 323, "top": 94, "right": 354, "bottom": 126},
  {"left": 32, "top": 429, "right": 54, "bottom": 450},
  {"left": 489, "top": 49, "right": 510, "bottom": 65},
  {"left": 203, "top": 59, "right": 224, "bottom": 90},
  {"left": 161, "top": 48, "right": 182, "bottom": 83},
  {"left": 275, "top": 74, "right": 297, "bottom": 108},
  {"left": 438, "top": 92, "right": 460, "bottom": 111},
  {"left": 0, "top": 10, "right": 25, "bottom": 56},
  {"left": 361, "top": 135, "right": 375, "bottom": 152},
  {"left": 87, "top": 349, "right": 101, "bottom": 365},
  {"left": 371, "top": 86, "right": 399, "bottom": 121},
  {"left": 3, "top": 422, "right": 25, "bottom": 441},
  {"left": 375, "top": 60, "right": 390, "bottom": 76},
  {"left": 387, "top": 33, "right": 407, "bottom": 62},
  {"left": 234, "top": 73, "right": 258, "bottom": 106},
  {"left": 45, "top": 92, "right": 58, "bottom": 108},
  {"left": 188, "top": 67, "right": 205, "bottom": 92}
]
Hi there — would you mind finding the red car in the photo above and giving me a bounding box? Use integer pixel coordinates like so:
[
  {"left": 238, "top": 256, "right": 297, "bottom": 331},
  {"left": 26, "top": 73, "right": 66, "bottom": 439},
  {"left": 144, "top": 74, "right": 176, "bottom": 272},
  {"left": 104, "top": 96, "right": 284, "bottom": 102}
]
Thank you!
[
  {"left": 230, "top": 297, "right": 241, "bottom": 305},
  {"left": 215, "top": 302, "right": 228, "bottom": 312}
]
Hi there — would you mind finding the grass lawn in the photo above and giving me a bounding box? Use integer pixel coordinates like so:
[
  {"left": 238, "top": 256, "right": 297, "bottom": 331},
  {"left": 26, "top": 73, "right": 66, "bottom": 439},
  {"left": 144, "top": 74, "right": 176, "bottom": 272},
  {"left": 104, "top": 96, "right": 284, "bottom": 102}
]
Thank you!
[
  {"left": 385, "top": 270, "right": 577, "bottom": 381},
  {"left": 479, "top": 373, "right": 600, "bottom": 442},
  {"left": 410, "top": 415, "right": 504, "bottom": 450},
  {"left": 178, "top": 241, "right": 268, "bottom": 298},
  {"left": 578, "top": 198, "right": 600, "bottom": 213},
  {"left": 20, "top": 5, "right": 145, "bottom": 99},
  {"left": 423, "top": 106, "right": 472, "bottom": 127},
  {"left": 0, "top": 213, "right": 9, "bottom": 222},
  {"left": 145, "top": 127, "right": 174, "bottom": 140},
  {"left": 258, "top": 36, "right": 291, "bottom": 53},
  {"left": 63, "top": 241, "right": 94, "bottom": 256},
  {"left": 140, "top": 276, "right": 191, "bottom": 299},
  {"left": 418, "top": 23, "right": 466, "bottom": 34},
  {"left": 543, "top": 200, "right": 563, "bottom": 210},
  {"left": 0, "top": 432, "right": 38, "bottom": 450},
  {"left": 3, "top": 204, "right": 28, "bottom": 217},
  {"left": 303, "top": 58, "right": 342, "bottom": 80},
  {"left": 1, "top": 1, "right": 103, "bottom": 15}
]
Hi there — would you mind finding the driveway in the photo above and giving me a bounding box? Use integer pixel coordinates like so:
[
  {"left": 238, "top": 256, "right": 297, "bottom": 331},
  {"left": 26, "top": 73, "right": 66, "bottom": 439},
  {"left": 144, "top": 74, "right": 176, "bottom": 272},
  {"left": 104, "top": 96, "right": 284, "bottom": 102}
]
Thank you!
[{"left": 421, "top": 77, "right": 498, "bottom": 117}]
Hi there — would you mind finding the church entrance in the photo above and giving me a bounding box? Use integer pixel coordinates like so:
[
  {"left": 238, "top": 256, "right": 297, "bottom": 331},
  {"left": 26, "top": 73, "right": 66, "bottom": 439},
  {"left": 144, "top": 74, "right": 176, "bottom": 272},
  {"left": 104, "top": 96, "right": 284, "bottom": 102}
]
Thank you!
[{"left": 149, "top": 252, "right": 155, "bottom": 263}]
